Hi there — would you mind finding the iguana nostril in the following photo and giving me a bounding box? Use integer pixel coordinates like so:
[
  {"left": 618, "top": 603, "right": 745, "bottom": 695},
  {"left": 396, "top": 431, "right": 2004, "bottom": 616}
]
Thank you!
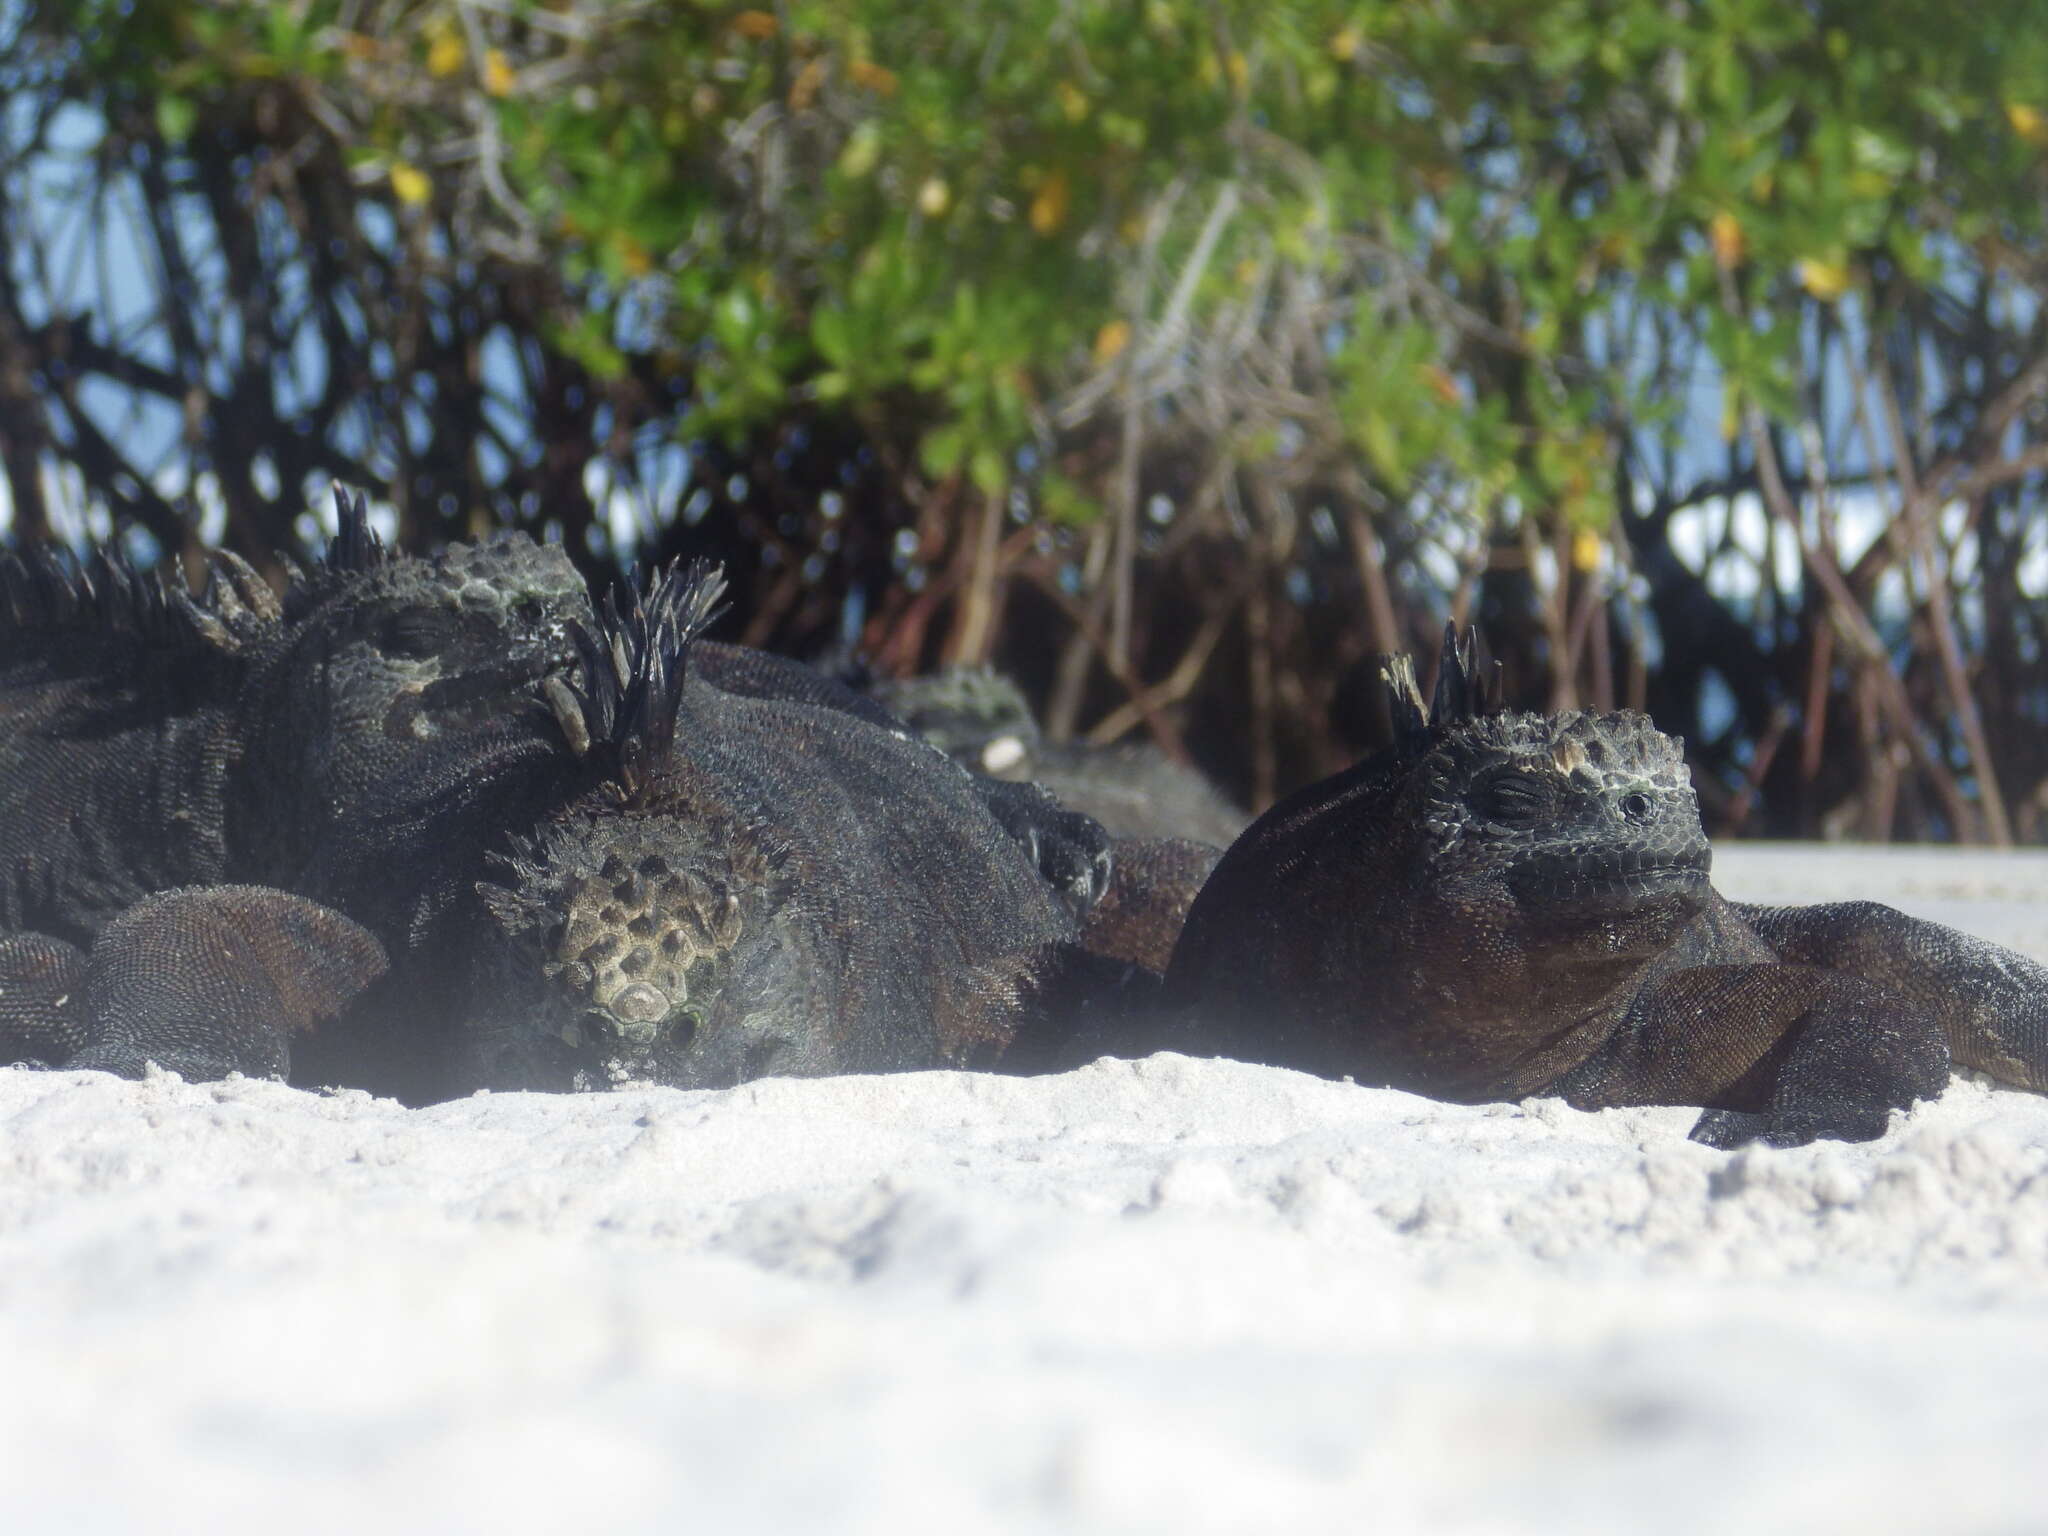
[{"left": 1621, "top": 792, "right": 1653, "bottom": 822}]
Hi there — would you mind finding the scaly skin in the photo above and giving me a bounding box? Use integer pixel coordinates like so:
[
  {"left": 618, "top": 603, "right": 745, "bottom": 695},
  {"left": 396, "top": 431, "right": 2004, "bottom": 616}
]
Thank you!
[{"left": 0, "top": 489, "right": 596, "bottom": 1091}]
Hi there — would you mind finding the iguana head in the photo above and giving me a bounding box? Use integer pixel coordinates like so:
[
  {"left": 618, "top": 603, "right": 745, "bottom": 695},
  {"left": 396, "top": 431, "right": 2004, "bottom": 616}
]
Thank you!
[
  {"left": 870, "top": 665, "right": 1042, "bottom": 775},
  {"left": 1398, "top": 705, "right": 1709, "bottom": 927},
  {"left": 231, "top": 488, "right": 597, "bottom": 916},
  {"left": 278, "top": 487, "right": 592, "bottom": 742},
  {"left": 1379, "top": 627, "right": 1710, "bottom": 951}
]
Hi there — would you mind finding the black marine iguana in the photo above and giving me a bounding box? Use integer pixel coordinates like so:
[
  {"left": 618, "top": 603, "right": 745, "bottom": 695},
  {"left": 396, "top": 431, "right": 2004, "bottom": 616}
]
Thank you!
[
  {"left": 1145, "top": 626, "right": 2048, "bottom": 1147},
  {"left": 0, "top": 490, "right": 594, "bottom": 948},
  {"left": 870, "top": 665, "right": 1249, "bottom": 848},
  {"left": 1, "top": 505, "right": 1102, "bottom": 1097},
  {"left": 456, "top": 564, "right": 1087, "bottom": 1091},
  {"left": 861, "top": 666, "right": 1232, "bottom": 974},
  {"left": 1, "top": 491, "right": 1102, "bottom": 947},
  {"left": 0, "top": 496, "right": 598, "bottom": 1087}
]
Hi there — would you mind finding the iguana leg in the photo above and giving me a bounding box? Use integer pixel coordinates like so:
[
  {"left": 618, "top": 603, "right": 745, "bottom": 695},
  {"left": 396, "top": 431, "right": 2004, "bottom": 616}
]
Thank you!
[
  {"left": 1735, "top": 901, "right": 2048, "bottom": 1092},
  {"left": 1553, "top": 963, "right": 1952, "bottom": 1148},
  {"left": 0, "top": 930, "right": 91, "bottom": 1065},
  {"left": 58, "top": 885, "right": 389, "bottom": 1082}
]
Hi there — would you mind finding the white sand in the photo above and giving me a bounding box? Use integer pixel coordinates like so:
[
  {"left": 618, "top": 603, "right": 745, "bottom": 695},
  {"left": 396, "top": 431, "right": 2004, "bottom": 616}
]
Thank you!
[{"left": 4, "top": 846, "right": 2047, "bottom": 1534}]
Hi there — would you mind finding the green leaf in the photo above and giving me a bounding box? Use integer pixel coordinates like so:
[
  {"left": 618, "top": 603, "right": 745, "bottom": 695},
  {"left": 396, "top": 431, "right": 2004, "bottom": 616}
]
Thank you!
[
  {"left": 968, "top": 445, "right": 1007, "bottom": 496},
  {"left": 155, "top": 94, "right": 196, "bottom": 144}
]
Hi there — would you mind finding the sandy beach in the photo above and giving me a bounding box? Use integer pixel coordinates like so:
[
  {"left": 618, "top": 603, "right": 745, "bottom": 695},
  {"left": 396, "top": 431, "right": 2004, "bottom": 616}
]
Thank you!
[{"left": 4, "top": 844, "right": 2046, "bottom": 1534}]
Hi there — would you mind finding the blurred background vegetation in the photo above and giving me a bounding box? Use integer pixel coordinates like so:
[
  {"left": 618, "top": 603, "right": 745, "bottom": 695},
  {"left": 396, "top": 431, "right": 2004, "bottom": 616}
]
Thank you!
[{"left": 3, "top": 0, "right": 2046, "bottom": 840}]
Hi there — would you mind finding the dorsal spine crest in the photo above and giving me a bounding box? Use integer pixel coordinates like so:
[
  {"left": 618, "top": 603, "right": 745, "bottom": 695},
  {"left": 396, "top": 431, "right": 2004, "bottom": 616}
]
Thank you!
[{"left": 556, "top": 559, "right": 730, "bottom": 800}]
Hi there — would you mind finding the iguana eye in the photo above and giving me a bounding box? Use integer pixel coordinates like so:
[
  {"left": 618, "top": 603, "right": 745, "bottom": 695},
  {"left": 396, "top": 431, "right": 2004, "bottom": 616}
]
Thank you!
[
  {"left": 373, "top": 607, "right": 461, "bottom": 659},
  {"left": 1472, "top": 771, "right": 1548, "bottom": 826}
]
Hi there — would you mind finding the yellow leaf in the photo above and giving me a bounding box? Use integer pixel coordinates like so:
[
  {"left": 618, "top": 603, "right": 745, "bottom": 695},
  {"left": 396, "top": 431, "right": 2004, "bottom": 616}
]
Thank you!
[
  {"left": 483, "top": 48, "right": 515, "bottom": 97},
  {"left": 849, "top": 59, "right": 898, "bottom": 96},
  {"left": 1329, "top": 26, "right": 1361, "bottom": 61},
  {"left": 789, "top": 56, "right": 827, "bottom": 111},
  {"left": 1224, "top": 50, "right": 1249, "bottom": 95},
  {"left": 426, "top": 30, "right": 464, "bottom": 78},
  {"left": 617, "top": 236, "right": 651, "bottom": 278},
  {"left": 917, "top": 177, "right": 950, "bottom": 217},
  {"left": 1708, "top": 210, "right": 1744, "bottom": 271},
  {"left": 1571, "top": 528, "right": 1602, "bottom": 573},
  {"left": 1057, "top": 81, "right": 1088, "bottom": 123},
  {"left": 1093, "top": 319, "right": 1131, "bottom": 364},
  {"left": 1420, "top": 363, "right": 1461, "bottom": 406},
  {"left": 1029, "top": 169, "right": 1070, "bottom": 236},
  {"left": 2008, "top": 103, "right": 2048, "bottom": 147},
  {"left": 731, "top": 10, "right": 778, "bottom": 40},
  {"left": 1796, "top": 256, "right": 1852, "bottom": 301},
  {"left": 389, "top": 161, "right": 430, "bottom": 206}
]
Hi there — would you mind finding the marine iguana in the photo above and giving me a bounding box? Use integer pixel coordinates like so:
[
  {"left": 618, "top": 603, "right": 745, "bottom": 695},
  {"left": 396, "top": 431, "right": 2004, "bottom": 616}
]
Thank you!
[
  {"left": 1, "top": 507, "right": 1103, "bottom": 1096},
  {"left": 454, "top": 564, "right": 1088, "bottom": 1091},
  {"left": 0, "top": 489, "right": 593, "bottom": 947},
  {"left": 0, "top": 490, "right": 600, "bottom": 1090},
  {"left": 1, "top": 489, "right": 1103, "bottom": 947},
  {"left": 697, "top": 651, "right": 1109, "bottom": 919},
  {"left": 870, "top": 665, "right": 1249, "bottom": 848},
  {"left": 858, "top": 665, "right": 1231, "bottom": 972},
  {"left": 1146, "top": 626, "right": 2048, "bottom": 1147}
]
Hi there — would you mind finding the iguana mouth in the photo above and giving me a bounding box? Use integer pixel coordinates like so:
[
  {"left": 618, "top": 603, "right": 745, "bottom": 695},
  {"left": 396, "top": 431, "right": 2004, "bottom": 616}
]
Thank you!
[
  {"left": 431, "top": 648, "right": 566, "bottom": 711},
  {"left": 1513, "top": 842, "right": 1711, "bottom": 914},
  {"left": 386, "top": 654, "right": 571, "bottom": 739}
]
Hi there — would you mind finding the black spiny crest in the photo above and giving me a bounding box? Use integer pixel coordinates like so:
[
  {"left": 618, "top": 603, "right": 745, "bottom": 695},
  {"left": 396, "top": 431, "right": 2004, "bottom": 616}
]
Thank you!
[
  {"left": 0, "top": 539, "right": 275, "bottom": 660},
  {"left": 323, "top": 483, "right": 388, "bottom": 574},
  {"left": 1380, "top": 621, "right": 1504, "bottom": 744},
  {"left": 280, "top": 484, "right": 394, "bottom": 621},
  {"left": 548, "top": 559, "right": 729, "bottom": 800}
]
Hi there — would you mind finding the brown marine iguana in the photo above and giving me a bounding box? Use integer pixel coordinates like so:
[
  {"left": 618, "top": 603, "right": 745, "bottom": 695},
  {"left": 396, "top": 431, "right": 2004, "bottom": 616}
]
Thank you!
[{"left": 1144, "top": 626, "right": 2048, "bottom": 1147}]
